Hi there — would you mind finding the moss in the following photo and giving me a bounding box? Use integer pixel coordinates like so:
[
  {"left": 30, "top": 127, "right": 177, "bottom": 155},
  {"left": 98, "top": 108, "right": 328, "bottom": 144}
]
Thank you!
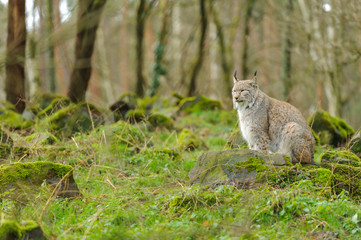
[
  {"left": 118, "top": 93, "right": 138, "bottom": 109},
  {"left": 0, "top": 162, "right": 72, "bottom": 185},
  {"left": 90, "top": 121, "right": 146, "bottom": 147},
  {"left": 0, "top": 109, "right": 33, "bottom": 130},
  {"left": 178, "top": 95, "right": 222, "bottom": 114},
  {"left": 32, "top": 93, "right": 65, "bottom": 110},
  {"left": 25, "top": 132, "right": 58, "bottom": 145},
  {"left": 147, "top": 113, "right": 173, "bottom": 129},
  {"left": 350, "top": 131, "right": 361, "bottom": 156},
  {"left": 37, "top": 97, "right": 71, "bottom": 117},
  {"left": 0, "top": 220, "right": 43, "bottom": 240},
  {"left": 126, "top": 109, "right": 146, "bottom": 123},
  {"left": 178, "top": 128, "right": 206, "bottom": 151},
  {"left": 0, "top": 220, "right": 21, "bottom": 240},
  {"left": 321, "top": 162, "right": 361, "bottom": 199},
  {"left": 308, "top": 109, "right": 354, "bottom": 146},
  {"left": 138, "top": 95, "right": 159, "bottom": 111},
  {"left": 40, "top": 103, "right": 105, "bottom": 138},
  {"left": 311, "top": 168, "right": 333, "bottom": 187},
  {"left": 151, "top": 148, "right": 180, "bottom": 160},
  {"left": 320, "top": 150, "right": 361, "bottom": 167}
]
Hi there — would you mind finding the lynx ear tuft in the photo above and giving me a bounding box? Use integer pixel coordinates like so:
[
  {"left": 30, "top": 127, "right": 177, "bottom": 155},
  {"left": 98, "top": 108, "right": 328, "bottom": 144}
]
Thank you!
[
  {"left": 252, "top": 70, "right": 257, "bottom": 85},
  {"left": 233, "top": 71, "right": 239, "bottom": 83}
]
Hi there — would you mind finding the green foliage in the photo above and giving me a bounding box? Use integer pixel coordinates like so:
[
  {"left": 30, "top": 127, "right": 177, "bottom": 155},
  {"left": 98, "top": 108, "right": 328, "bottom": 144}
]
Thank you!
[{"left": 3, "top": 95, "right": 361, "bottom": 239}]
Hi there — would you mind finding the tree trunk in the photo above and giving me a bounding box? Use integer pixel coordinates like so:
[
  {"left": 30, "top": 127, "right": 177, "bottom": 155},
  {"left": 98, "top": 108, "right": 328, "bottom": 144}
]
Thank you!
[
  {"left": 210, "top": 2, "right": 232, "bottom": 95},
  {"left": 135, "top": 0, "right": 147, "bottom": 97},
  {"left": 281, "top": 0, "right": 293, "bottom": 101},
  {"left": 241, "top": 0, "right": 255, "bottom": 79},
  {"left": 45, "top": 0, "right": 56, "bottom": 93},
  {"left": 5, "top": 0, "right": 26, "bottom": 113},
  {"left": 187, "top": 0, "right": 208, "bottom": 97},
  {"left": 149, "top": 0, "right": 171, "bottom": 96},
  {"left": 67, "top": 0, "right": 107, "bottom": 103}
]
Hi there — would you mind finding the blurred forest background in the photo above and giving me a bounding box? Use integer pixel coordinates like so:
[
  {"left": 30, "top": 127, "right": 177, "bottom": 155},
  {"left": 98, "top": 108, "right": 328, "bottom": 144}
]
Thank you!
[{"left": 0, "top": 0, "right": 360, "bottom": 128}]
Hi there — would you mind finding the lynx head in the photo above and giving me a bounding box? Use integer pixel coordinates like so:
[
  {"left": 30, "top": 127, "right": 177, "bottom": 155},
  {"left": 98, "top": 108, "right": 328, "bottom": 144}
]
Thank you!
[{"left": 232, "top": 71, "right": 259, "bottom": 110}]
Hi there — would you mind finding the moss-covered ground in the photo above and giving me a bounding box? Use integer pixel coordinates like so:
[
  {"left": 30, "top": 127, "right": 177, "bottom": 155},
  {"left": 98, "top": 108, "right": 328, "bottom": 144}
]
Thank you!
[{"left": 2, "top": 105, "right": 361, "bottom": 239}]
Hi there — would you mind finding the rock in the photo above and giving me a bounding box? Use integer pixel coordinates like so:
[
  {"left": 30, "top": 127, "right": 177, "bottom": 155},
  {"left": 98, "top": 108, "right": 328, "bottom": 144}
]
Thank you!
[
  {"left": 0, "top": 161, "right": 80, "bottom": 202},
  {"left": 39, "top": 103, "right": 107, "bottom": 138},
  {"left": 178, "top": 128, "right": 207, "bottom": 151},
  {"left": 148, "top": 113, "right": 173, "bottom": 130},
  {"left": 189, "top": 149, "right": 292, "bottom": 187},
  {"left": 190, "top": 149, "right": 361, "bottom": 199},
  {"left": 350, "top": 130, "right": 361, "bottom": 157},
  {"left": 109, "top": 99, "right": 134, "bottom": 122},
  {"left": 24, "top": 132, "right": 58, "bottom": 146},
  {"left": 0, "top": 108, "right": 33, "bottom": 130},
  {"left": 178, "top": 95, "right": 222, "bottom": 114},
  {"left": 308, "top": 110, "right": 354, "bottom": 146},
  {"left": 0, "top": 220, "right": 44, "bottom": 240},
  {"left": 320, "top": 150, "right": 361, "bottom": 167},
  {"left": 37, "top": 97, "right": 71, "bottom": 118},
  {"left": 125, "top": 109, "right": 146, "bottom": 124}
]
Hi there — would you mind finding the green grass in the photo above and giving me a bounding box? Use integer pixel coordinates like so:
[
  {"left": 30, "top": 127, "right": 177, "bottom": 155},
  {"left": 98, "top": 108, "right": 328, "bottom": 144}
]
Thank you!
[{"left": 1, "top": 108, "right": 360, "bottom": 239}]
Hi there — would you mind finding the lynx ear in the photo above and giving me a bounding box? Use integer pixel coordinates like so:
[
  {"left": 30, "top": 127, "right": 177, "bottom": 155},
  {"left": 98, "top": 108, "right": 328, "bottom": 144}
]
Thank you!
[
  {"left": 252, "top": 70, "right": 257, "bottom": 85},
  {"left": 233, "top": 71, "right": 239, "bottom": 83}
]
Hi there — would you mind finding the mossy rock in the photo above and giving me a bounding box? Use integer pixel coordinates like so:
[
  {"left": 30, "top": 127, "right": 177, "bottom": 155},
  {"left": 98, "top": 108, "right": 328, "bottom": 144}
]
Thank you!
[
  {"left": 0, "top": 220, "right": 44, "bottom": 240},
  {"left": 150, "top": 148, "right": 180, "bottom": 160},
  {"left": 32, "top": 93, "right": 65, "bottom": 110},
  {"left": 178, "top": 128, "right": 207, "bottom": 151},
  {"left": 37, "top": 96, "right": 71, "bottom": 117},
  {"left": 118, "top": 93, "right": 138, "bottom": 110},
  {"left": 320, "top": 162, "right": 361, "bottom": 200},
  {"left": 350, "top": 130, "right": 361, "bottom": 157},
  {"left": 125, "top": 109, "right": 147, "bottom": 124},
  {"left": 190, "top": 150, "right": 361, "bottom": 198},
  {"left": 24, "top": 132, "right": 58, "bottom": 146},
  {"left": 147, "top": 113, "right": 173, "bottom": 129},
  {"left": 0, "top": 161, "right": 80, "bottom": 201},
  {"left": 178, "top": 95, "right": 222, "bottom": 114},
  {"left": 90, "top": 121, "right": 147, "bottom": 148},
  {"left": 40, "top": 103, "right": 106, "bottom": 138},
  {"left": 189, "top": 149, "right": 293, "bottom": 187},
  {"left": 308, "top": 110, "right": 354, "bottom": 146},
  {"left": 0, "top": 108, "right": 33, "bottom": 130},
  {"left": 109, "top": 99, "right": 134, "bottom": 122},
  {"left": 320, "top": 150, "right": 361, "bottom": 167}
]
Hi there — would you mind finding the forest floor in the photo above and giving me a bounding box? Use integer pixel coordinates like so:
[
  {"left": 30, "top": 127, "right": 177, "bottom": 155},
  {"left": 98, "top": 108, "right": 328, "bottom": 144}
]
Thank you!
[{"left": 2, "top": 106, "right": 361, "bottom": 239}]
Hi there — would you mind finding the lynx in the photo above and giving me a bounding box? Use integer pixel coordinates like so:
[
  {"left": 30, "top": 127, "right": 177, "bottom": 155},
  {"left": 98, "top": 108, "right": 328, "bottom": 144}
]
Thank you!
[{"left": 232, "top": 71, "right": 315, "bottom": 163}]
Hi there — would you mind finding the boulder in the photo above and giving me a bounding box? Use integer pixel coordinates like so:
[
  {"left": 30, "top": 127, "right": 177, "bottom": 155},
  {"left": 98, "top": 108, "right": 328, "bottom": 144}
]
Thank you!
[
  {"left": 350, "top": 130, "right": 361, "bottom": 157},
  {"left": 0, "top": 220, "right": 44, "bottom": 240},
  {"left": 308, "top": 110, "right": 354, "bottom": 146},
  {"left": 148, "top": 113, "right": 173, "bottom": 130},
  {"left": 39, "top": 103, "right": 108, "bottom": 138},
  {"left": 0, "top": 108, "right": 33, "bottom": 130},
  {"left": 178, "top": 95, "right": 222, "bottom": 114},
  {"left": 189, "top": 149, "right": 292, "bottom": 188},
  {"left": 189, "top": 149, "right": 361, "bottom": 200},
  {"left": 0, "top": 161, "right": 80, "bottom": 202},
  {"left": 109, "top": 99, "right": 134, "bottom": 122}
]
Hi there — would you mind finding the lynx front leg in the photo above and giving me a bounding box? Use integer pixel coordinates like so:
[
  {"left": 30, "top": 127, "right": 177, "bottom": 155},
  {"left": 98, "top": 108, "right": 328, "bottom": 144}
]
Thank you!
[{"left": 248, "top": 132, "right": 270, "bottom": 152}]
